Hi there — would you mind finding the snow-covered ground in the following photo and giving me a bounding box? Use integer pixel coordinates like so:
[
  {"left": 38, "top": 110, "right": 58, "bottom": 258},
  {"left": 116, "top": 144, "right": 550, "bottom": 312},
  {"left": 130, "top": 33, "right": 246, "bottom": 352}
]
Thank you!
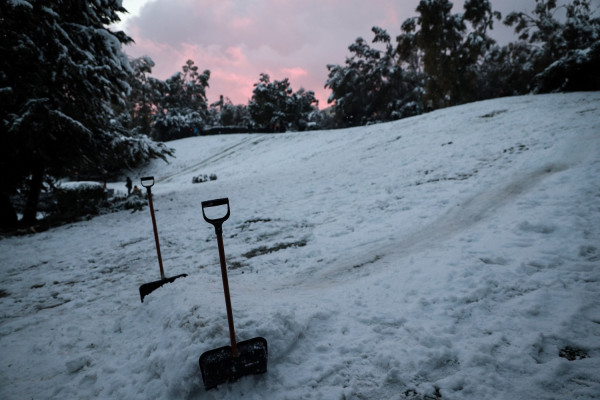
[{"left": 1, "top": 92, "right": 599, "bottom": 399}]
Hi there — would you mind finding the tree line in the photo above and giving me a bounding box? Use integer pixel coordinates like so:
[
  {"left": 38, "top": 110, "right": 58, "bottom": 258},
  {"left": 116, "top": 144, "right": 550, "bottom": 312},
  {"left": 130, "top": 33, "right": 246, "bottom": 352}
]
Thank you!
[
  {"left": 127, "top": 59, "right": 320, "bottom": 142},
  {"left": 1, "top": 0, "right": 598, "bottom": 230},
  {"left": 326, "top": 0, "right": 600, "bottom": 126},
  {"left": 125, "top": 0, "right": 600, "bottom": 135}
]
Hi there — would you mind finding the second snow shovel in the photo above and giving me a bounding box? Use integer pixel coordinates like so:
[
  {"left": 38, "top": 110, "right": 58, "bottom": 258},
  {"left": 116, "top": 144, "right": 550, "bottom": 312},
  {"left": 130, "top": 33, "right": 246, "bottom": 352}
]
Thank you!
[
  {"left": 199, "top": 198, "right": 268, "bottom": 390},
  {"left": 139, "top": 176, "right": 187, "bottom": 302}
]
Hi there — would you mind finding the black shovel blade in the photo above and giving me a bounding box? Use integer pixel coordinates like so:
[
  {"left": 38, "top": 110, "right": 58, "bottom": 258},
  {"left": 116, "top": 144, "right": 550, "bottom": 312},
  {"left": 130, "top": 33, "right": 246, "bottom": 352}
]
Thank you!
[
  {"left": 139, "top": 273, "right": 188, "bottom": 302},
  {"left": 199, "top": 337, "right": 268, "bottom": 390}
]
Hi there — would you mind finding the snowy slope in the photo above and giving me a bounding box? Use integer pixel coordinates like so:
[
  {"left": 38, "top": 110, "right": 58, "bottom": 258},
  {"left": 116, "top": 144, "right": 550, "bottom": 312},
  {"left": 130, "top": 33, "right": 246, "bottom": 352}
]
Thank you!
[{"left": 1, "top": 92, "right": 599, "bottom": 399}]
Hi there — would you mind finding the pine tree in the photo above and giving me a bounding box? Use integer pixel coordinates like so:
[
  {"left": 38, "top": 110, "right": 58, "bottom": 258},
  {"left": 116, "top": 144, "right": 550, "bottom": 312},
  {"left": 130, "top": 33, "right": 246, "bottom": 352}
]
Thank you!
[{"left": 0, "top": 0, "right": 171, "bottom": 228}]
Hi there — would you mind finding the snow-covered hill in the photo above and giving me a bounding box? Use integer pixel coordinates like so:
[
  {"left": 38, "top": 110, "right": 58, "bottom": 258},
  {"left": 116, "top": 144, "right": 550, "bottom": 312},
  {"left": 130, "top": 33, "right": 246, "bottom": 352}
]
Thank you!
[{"left": 1, "top": 92, "right": 599, "bottom": 399}]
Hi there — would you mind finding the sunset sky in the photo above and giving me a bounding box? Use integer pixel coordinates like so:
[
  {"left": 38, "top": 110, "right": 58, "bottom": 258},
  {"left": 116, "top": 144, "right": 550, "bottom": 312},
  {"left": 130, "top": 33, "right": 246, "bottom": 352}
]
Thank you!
[{"left": 114, "top": 0, "right": 598, "bottom": 107}]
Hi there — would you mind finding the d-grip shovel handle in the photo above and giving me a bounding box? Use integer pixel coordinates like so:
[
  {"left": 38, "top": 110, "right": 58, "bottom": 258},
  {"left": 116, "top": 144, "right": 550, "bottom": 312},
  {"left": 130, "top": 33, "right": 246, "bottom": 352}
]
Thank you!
[
  {"left": 140, "top": 176, "right": 154, "bottom": 189},
  {"left": 202, "top": 198, "right": 230, "bottom": 234},
  {"left": 202, "top": 197, "right": 238, "bottom": 357}
]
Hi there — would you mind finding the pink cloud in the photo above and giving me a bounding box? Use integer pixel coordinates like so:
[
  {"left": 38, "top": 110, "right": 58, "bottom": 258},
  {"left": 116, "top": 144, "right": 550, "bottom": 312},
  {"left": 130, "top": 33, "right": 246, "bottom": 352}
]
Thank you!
[
  {"left": 210, "top": 70, "right": 256, "bottom": 104},
  {"left": 280, "top": 67, "right": 308, "bottom": 79},
  {"left": 229, "top": 16, "right": 253, "bottom": 30},
  {"left": 223, "top": 46, "right": 246, "bottom": 67}
]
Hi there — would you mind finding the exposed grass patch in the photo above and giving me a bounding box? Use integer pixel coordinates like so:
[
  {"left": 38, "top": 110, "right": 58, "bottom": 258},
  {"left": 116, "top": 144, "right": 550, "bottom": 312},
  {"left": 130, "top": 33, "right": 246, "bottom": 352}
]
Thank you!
[
  {"left": 503, "top": 144, "right": 529, "bottom": 154},
  {"left": 480, "top": 109, "right": 508, "bottom": 118},
  {"left": 237, "top": 218, "right": 272, "bottom": 232},
  {"left": 559, "top": 346, "right": 588, "bottom": 361},
  {"left": 242, "top": 239, "right": 307, "bottom": 259},
  {"left": 353, "top": 255, "right": 382, "bottom": 269},
  {"left": 415, "top": 171, "right": 477, "bottom": 186},
  {"left": 228, "top": 260, "right": 247, "bottom": 270},
  {"left": 245, "top": 218, "right": 272, "bottom": 224}
]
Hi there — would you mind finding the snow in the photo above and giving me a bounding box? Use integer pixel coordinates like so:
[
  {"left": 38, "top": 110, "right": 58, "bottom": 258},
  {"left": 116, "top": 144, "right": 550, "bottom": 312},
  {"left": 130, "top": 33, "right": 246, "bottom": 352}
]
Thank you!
[
  {"left": 1, "top": 92, "right": 600, "bottom": 399},
  {"left": 59, "top": 181, "right": 103, "bottom": 190}
]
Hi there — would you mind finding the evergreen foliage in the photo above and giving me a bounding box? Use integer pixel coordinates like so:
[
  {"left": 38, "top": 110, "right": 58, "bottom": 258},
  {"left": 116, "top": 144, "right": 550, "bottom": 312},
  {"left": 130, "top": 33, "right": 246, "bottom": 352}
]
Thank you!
[
  {"left": 152, "top": 60, "right": 211, "bottom": 141},
  {"left": 248, "top": 73, "right": 318, "bottom": 132},
  {"left": 209, "top": 95, "right": 253, "bottom": 128},
  {"left": 504, "top": 0, "right": 600, "bottom": 92},
  {"left": 1, "top": 0, "right": 598, "bottom": 230},
  {"left": 127, "top": 56, "right": 158, "bottom": 137},
  {"left": 325, "top": 27, "right": 424, "bottom": 127},
  {"left": 0, "top": 0, "right": 172, "bottom": 228},
  {"left": 398, "top": 0, "right": 500, "bottom": 108},
  {"left": 326, "top": 0, "right": 598, "bottom": 127}
]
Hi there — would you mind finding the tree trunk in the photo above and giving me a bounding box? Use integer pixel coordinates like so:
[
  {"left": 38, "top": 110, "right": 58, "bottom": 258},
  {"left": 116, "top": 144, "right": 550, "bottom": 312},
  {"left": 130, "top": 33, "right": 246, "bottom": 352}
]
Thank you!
[
  {"left": 0, "top": 192, "right": 18, "bottom": 229},
  {"left": 22, "top": 164, "right": 44, "bottom": 225}
]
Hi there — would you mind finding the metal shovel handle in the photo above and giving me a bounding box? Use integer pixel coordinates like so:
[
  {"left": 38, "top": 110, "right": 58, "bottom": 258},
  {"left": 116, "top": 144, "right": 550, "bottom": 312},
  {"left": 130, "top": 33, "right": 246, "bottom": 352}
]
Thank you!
[
  {"left": 142, "top": 176, "right": 165, "bottom": 280},
  {"left": 202, "top": 197, "right": 238, "bottom": 357}
]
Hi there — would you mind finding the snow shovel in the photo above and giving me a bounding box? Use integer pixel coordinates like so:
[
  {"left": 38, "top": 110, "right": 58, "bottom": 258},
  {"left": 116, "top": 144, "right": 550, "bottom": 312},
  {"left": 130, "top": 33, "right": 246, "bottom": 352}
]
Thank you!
[
  {"left": 199, "top": 198, "right": 268, "bottom": 390},
  {"left": 139, "top": 176, "right": 187, "bottom": 302}
]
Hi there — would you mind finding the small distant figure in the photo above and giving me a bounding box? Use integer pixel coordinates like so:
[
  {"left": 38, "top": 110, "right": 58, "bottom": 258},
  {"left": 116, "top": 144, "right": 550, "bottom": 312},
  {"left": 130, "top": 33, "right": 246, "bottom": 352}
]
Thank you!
[
  {"left": 126, "top": 177, "right": 132, "bottom": 196},
  {"left": 102, "top": 168, "right": 108, "bottom": 188},
  {"left": 132, "top": 185, "right": 142, "bottom": 197}
]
